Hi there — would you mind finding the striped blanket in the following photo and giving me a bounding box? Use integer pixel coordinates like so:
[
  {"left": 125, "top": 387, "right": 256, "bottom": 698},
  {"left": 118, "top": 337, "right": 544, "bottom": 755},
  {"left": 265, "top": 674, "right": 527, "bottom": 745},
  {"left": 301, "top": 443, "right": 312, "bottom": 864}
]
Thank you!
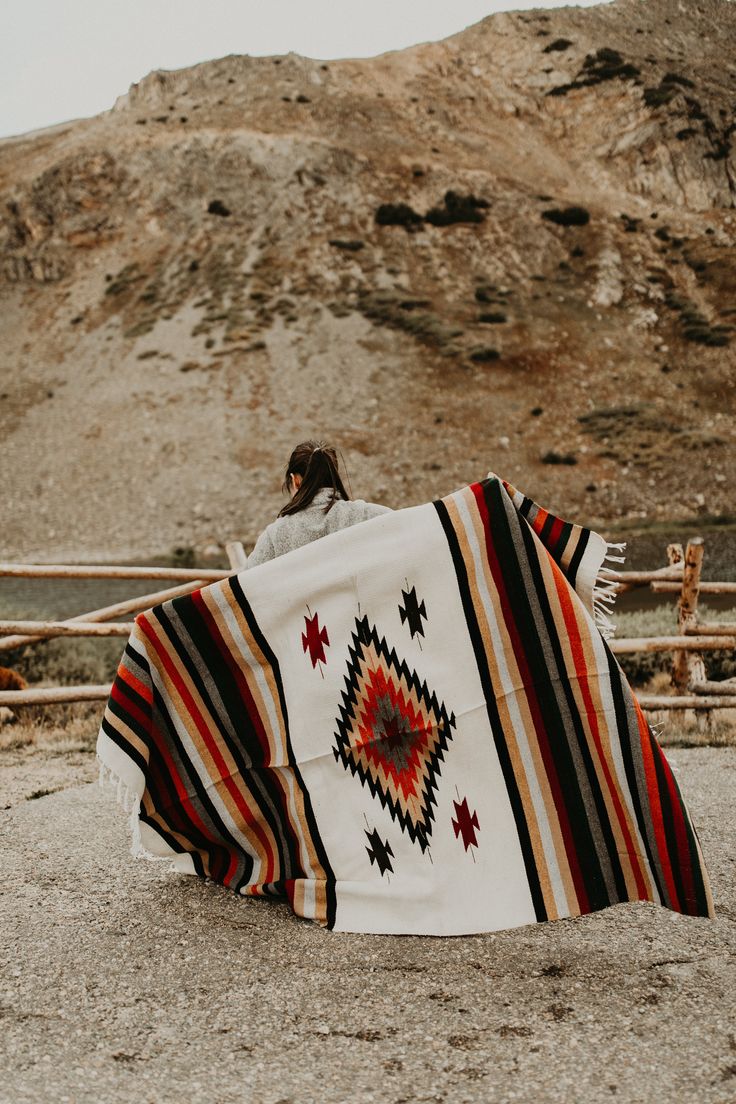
[{"left": 96, "top": 472, "right": 714, "bottom": 934}]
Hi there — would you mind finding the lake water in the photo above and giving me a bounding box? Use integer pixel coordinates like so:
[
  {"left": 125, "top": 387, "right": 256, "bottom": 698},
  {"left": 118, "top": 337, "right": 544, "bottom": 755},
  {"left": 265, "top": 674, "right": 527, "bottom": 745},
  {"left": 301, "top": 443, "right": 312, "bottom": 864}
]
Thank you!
[{"left": 0, "top": 526, "right": 733, "bottom": 621}]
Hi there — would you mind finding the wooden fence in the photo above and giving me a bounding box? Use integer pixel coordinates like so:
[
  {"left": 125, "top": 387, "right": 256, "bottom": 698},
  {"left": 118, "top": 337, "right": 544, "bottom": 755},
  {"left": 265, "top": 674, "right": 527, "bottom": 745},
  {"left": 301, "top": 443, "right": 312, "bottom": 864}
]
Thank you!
[{"left": 0, "top": 537, "right": 734, "bottom": 717}]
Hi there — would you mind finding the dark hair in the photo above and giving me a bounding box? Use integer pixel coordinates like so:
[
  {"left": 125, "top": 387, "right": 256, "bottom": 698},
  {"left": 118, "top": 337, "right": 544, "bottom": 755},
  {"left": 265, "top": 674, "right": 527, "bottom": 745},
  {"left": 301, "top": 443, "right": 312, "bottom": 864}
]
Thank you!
[{"left": 277, "top": 440, "right": 351, "bottom": 517}]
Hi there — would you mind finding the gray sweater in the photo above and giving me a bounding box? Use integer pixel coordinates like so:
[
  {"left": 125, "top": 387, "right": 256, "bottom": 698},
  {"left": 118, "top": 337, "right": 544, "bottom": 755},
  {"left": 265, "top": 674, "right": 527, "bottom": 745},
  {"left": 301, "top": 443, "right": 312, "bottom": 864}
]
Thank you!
[{"left": 245, "top": 487, "right": 393, "bottom": 568}]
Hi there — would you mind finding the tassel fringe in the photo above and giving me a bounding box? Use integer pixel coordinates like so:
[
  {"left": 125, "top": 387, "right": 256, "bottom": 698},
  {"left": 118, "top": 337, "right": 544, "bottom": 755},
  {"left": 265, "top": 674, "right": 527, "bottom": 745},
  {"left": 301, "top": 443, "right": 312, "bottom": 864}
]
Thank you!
[
  {"left": 592, "top": 540, "right": 628, "bottom": 642},
  {"left": 97, "top": 756, "right": 171, "bottom": 863},
  {"left": 591, "top": 541, "right": 672, "bottom": 745}
]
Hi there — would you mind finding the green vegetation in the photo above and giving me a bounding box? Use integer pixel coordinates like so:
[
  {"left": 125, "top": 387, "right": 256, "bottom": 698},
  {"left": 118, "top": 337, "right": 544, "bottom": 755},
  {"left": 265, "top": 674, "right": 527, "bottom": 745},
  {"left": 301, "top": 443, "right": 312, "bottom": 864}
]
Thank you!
[
  {"left": 104, "top": 262, "right": 143, "bottom": 297},
  {"left": 356, "top": 290, "right": 463, "bottom": 352},
  {"left": 541, "top": 450, "right": 577, "bottom": 465},
  {"left": 546, "top": 47, "right": 640, "bottom": 96},
  {"left": 577, "top": 403, "right": 727, "bottom": 469},
  {"left": 663, "top": 290, "right": 732, "bottom": 346},
  {"left": 541, "top": 206, "right": 590, "bottom": 227},
  {"left": 542, "top": 37, "right": 573, "bottom": 53}
]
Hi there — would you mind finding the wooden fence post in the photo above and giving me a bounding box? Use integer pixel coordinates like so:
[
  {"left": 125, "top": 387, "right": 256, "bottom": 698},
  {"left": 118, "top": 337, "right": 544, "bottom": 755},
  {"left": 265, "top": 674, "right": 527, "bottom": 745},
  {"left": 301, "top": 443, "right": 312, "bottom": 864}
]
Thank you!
[
  {"left": 666, "top": 543, "right": 684, "bottom": 570},
  {"left": 225, "top": 541, "right": 248, "bottom": 572},
  {"left": 672, "top": 538, "right": 705, "bottom": 690},
  {"left": 672, "top": 537, "right": 709, "bottom": 729}
]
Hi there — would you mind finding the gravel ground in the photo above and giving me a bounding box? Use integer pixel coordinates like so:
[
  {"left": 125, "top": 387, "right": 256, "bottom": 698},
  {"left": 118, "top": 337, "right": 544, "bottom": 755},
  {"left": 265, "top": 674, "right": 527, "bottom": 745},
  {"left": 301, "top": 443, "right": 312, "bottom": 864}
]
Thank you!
[{"left": 1, "top": 748, "right": 735, "bottom": 1104}]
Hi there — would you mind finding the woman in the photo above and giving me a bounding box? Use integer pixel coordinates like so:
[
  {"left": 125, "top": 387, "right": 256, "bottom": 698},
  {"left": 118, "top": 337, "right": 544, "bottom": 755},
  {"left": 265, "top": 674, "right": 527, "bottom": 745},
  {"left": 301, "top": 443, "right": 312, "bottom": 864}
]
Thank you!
[{"left": 246, "top": 440, "right": 392, "bottom": 567}]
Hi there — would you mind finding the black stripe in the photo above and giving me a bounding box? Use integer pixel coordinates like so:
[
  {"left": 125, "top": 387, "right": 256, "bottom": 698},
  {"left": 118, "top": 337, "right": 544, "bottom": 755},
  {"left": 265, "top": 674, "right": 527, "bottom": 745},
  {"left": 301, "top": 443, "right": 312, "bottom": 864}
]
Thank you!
[
  {"left": 565, "top": 526, "right": 590, "bottom": 592},
  {"left": 539, "top": 510, "right": 556, "bottom": 545},
  {"left": 100, "top": 713, "right": 147, "bottom": 776},
  {"left": 510, "top": 502, "right": 627, "bottom": 907},
  {"left": 433, "top": 496, "right": 548, "bottom": 921},
  {"left": 143, "top": 656, "right": 257, "bottom": 888},
  {"left": 554, "top": 521, "right": 574, "bottom": 563},
  {"left": 604, "top": 652, "right": 670, "bottom": 907},
  {"left": 230, "top": 573, "right": 338, "bottom": 929},
  {"left": 481, "top": 478, "right": 608, "bottom": 912},
  {"left": 156, "top": 597, "right": 292, "bottom": 884},
  {"left": 650, "top": 738, "right": 687, "bottom": 913}
]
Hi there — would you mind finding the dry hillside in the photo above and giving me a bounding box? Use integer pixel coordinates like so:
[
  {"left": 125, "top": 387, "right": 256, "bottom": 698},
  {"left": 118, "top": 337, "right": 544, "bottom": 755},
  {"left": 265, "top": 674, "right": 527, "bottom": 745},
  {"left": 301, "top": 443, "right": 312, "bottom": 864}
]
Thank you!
[{"left": 1, "top": 0, "right": 734, "bottom": 563}]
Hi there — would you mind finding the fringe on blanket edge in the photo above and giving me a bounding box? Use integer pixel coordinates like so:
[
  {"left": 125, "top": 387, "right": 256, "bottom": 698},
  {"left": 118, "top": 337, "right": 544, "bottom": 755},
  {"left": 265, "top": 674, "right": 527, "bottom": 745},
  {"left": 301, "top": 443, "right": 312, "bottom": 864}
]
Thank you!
[
  {"left": 592, "top": 539, "right": 627, "bottom": 643},
  {"left": 97, "top": 756, "right": 172, "bottom": 865},
  {"left": 592, "top": 541, "right": 669, "bottom": 745}
]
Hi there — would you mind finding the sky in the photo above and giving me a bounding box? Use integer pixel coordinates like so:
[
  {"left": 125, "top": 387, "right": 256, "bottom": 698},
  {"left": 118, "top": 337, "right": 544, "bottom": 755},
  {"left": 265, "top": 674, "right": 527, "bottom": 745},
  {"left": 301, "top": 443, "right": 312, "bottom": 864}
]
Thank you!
[{"left": 0, "top": 0, "right": 610, "bottom": 140}]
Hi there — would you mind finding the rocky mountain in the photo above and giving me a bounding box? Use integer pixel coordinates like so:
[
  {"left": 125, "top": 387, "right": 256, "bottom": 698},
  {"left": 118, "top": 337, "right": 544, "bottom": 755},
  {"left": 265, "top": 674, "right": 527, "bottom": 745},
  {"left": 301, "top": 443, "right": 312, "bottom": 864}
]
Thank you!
[{"left": 1, "top": 0, "right": 734, "bottom": 564}]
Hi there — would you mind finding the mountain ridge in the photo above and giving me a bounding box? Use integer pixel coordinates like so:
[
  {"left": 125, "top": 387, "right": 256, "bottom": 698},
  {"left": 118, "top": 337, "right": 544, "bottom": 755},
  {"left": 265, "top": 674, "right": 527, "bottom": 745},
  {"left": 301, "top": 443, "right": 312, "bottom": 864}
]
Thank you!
[{"left": 1, "top": 0, "right": 734, "bottom": 562}]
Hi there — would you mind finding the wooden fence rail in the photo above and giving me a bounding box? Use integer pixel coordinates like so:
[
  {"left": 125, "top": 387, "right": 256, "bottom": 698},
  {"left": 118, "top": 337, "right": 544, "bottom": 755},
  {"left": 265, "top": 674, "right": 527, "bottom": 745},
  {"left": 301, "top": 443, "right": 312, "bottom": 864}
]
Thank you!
[
  {"left": 0, "top": 579, "right": 213, "bottom": 652},
  {"left": 0, "top": 538, "right": 734, "bottom": 716}
]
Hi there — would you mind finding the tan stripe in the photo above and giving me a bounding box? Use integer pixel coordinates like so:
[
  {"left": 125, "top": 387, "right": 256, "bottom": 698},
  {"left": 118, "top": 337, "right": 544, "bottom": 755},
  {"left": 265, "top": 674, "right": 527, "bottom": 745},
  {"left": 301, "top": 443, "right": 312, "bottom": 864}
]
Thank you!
[
  {"left": 142, "top": 611, "right": 275, "bottom": 874},
  {"left": 534, "top": 544, "right": 655, "bottom": 900},
  {"left": 213, "top": 583, "right": 289, "bottom": 765},
  {"left": 211, "top": 584, "right": 332, "bottom": 900},
  {"left": 103, "top": 703, "right": 149, "bottom": 765},
  {"left": 292, "top": 878, "right": 305, "bottom": 917},
  {"left": 446, "top": 491, "right": 575, "bottom": 917},
  {"left": 690, "top": 830, "right": 715, "bottom": 918},
  {"left": 271, "top": 764, "right": 327, "bottom": 896},
  {"left": 142, "top": 801, "right": 217, "bottom": 879},
  {"left": 558, "top": 523, "right": 585, "bottom": 575},
  {"left": 463, "top": 490, "right": 581, "bottom": 914},
  {"left": 314, "top": 879, "right": 327, "bottom": 925}
]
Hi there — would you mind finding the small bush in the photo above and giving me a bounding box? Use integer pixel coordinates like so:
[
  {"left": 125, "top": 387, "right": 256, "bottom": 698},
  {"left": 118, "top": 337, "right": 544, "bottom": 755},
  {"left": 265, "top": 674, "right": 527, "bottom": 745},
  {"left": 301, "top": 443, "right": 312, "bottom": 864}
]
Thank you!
[
  {"left": 643, "top": 85, "right": 678, "bottom": 108},
  {"left": 541, "top": 450, "right": 577, "bottom": 465},
  {"left": 207, "top": 199, "right": 231, "bottom": 217},
  {"left": 469, "top": 346, "right": 500, "bottom": 363},
  {"left": 543, "top": 37, "right": 573, "bottom": 53},
  {"left": 375, "top": 203, "right": 423, "bottom": 229},
  {"left": 661, "top": 72, "right": 695, "bottom": 89},
  {"left": 356, "top": 290, "right": 462, "bottom": 351},
  {"left": 546, "top": 47, "right": 640, "bottom": 95},
  {"left": 104, "top": 262, "right": 143, "bottom": 297},
  {"left": 425, "top": 191, "right": 489, "bottom": 227},
  {"left": 328, "top": 239, "right": 365, "bottom": 252},
  {"left": 541, "top": 206, "right": 590, "bottom": 227}
]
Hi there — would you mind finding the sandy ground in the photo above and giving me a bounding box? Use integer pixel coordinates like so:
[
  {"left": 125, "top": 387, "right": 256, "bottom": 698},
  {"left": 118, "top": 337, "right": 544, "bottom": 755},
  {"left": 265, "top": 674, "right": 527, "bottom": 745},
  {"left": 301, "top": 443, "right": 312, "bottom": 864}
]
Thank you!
[{"left": 1, "top": 745, "right": 734, "bottom": 1104}]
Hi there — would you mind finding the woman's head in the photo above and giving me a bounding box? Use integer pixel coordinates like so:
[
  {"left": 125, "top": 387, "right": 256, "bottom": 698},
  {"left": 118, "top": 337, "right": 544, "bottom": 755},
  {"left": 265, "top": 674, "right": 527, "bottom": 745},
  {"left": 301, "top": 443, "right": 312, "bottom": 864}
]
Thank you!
[{"left": 277, "top": 440, "right": 351, "bottom": 517}]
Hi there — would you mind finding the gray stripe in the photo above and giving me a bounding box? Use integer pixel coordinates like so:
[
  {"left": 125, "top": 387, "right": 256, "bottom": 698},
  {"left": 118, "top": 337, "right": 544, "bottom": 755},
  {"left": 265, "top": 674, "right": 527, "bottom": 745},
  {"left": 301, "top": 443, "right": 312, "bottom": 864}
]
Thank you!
[
  {"left": 501, "top": 491, "right": 620, "bottom": 904},
  {"left": 621, "top": 679, "right": 670, "bottom": 906},
  {"left": 160, "top": 603, "right": 297, "bottom": 880}
]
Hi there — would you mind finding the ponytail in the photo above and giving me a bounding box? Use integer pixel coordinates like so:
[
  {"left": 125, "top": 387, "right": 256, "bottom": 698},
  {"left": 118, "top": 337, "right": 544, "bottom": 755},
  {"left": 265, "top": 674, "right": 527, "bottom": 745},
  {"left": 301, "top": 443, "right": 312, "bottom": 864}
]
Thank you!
[{"left": 277, "top": 440, "right": 351, "bottom": 517}]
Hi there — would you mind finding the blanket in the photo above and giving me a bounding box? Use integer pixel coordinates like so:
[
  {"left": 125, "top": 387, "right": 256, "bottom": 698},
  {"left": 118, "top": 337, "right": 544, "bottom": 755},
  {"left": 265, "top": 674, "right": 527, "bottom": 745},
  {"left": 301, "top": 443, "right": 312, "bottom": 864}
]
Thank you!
[{"left": 96, "top": 472, "right": 714, "bottom": 934}]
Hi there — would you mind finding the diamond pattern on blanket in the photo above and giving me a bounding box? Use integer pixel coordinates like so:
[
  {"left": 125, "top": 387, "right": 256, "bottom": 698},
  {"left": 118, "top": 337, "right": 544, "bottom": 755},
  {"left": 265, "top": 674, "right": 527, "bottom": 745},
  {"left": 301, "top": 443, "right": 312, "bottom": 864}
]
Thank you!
[{"left": 333, "top": 615, "right": 456, "bottom": 852}]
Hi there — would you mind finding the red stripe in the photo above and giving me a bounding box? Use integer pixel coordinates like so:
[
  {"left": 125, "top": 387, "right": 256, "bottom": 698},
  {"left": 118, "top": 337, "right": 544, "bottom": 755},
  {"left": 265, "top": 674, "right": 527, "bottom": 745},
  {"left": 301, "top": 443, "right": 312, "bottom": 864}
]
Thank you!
[
  {"left": 138, "top": 612, "right": 276, "bottom": 886},
  {"left": 551, "top": 563, "right": 649, "bottom": 900},
  {"left": 190, "top": 589, "right": 272, "bottom": 763},
  {"left": 531, "top": 505, "right": 549, "bottom": 536},
  {"left": 470, "top": 482, "right": 590, "bottom": 913},
  {"left": 631, "top": 699, "right": 681, "bottom": 909},
  {"left": 192, "top": 589, "right": 310, "bottom": 880},
  {"left": 146, "top": 713, "right": 226, "bottom": 883},
  {"left": 547, "top": 514, "right": 564, "bottom": 549},
  {"left": 653, "top": 735, "right": 697, "bottom": 910},
  {"left": 118, "top": 663, "right": 152, "bottom": 705},
  {"left": 111, "top": 679, "right": 151, "bottom": 731}
]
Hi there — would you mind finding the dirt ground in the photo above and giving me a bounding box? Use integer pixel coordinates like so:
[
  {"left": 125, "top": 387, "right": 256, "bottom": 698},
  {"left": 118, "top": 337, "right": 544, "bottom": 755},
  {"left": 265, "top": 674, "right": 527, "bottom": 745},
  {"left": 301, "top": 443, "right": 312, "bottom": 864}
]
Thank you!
[{"left": 1, "top": 728, "right": 735, "bottom": 1104}]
